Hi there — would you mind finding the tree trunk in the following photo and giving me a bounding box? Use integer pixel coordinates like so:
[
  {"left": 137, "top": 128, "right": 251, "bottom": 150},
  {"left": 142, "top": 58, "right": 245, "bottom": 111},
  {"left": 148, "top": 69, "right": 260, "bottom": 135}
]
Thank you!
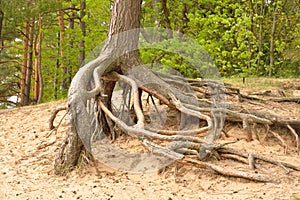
[
  {"left": 54, "top": 33, "right": 60, "bottom": 100},
  {"left": 24, "top": 19, "right": 35, "bottom": 105},
  {"left": 256, "top": 0, "right": 265, "bottom": 76},
  {"left": 68, "top": 1, "right": 75, "bottom": 84},
  {"left": 161, "top": 0, "right": 173, "bottom": 38},
  {"left": 54, "top": 0, "right": 142, "bottom": 174},
  {"left": 34, "top": 14, "right": 43, "bottom": 103},
  {"left": 57, "top": 0, "right": 68, "bottom": 90},
  {"left": 78, "top": 0, "right": 86, "bottom": 68},
  {"left": 248, "top": 0, "right": 254, "bottom": 72},
  {"left": 20, "top": 20, "right": 30, "bottom": 106},
  {"left": 0, "top": 7, "right": 4, "bottom": 54},
  {"left": 269, "top": 4, "right": 277, "bottom": 77}
]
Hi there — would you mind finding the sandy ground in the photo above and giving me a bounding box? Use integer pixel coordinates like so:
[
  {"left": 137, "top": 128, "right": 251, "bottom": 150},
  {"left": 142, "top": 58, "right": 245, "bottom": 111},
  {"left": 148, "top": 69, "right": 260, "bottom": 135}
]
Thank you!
[{"left": 0, "top": 99, "right": 300, "bottom": 200}]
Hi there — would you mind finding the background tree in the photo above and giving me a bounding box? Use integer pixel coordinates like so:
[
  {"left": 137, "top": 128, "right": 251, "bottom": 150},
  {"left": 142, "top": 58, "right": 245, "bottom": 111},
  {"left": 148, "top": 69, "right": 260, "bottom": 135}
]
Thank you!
[{"left": 1, "top": 0, "right": 300, "bottom": 108}]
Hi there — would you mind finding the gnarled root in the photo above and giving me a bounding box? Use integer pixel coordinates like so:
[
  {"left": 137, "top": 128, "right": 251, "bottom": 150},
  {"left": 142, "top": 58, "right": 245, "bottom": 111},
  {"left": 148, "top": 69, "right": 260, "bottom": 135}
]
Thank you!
[{"left": 52, "top": 69, "right": 300, "bottom": 181}]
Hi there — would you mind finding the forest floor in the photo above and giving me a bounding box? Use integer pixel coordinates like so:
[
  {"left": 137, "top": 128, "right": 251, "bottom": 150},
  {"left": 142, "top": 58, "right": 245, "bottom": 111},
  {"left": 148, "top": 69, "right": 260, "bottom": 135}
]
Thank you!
[{"left": 0, "top": 78, "right": 300, "bottom": 200}]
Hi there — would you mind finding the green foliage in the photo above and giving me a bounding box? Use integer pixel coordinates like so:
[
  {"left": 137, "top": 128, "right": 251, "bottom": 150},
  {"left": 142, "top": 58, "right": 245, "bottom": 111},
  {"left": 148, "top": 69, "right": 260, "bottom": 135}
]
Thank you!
[
  {"left": 182, "top": 0, "right": 299, "bottom": 77},
  {"left": 1, "top": 0, "right": 300, "bottom": 108}
]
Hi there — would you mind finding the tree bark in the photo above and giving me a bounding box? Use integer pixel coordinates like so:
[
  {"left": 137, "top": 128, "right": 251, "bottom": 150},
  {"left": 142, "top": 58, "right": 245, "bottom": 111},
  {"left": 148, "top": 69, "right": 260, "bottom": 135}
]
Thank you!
[
  {"left": 34, "top": 14, "right": 43, "bottom": 103},
  {"left": 20, "top": 20, "right": 30, "bottom": 106},
  {"left": 0, "top": 7, "right": 4, "bottom": 54},
  {"left": 57, "top": 0, "right": 68, "bottom": 90},
  {"left": 161, "top": 0, "right": 173, "bottom": 38},
  {"left": 24, "top": 19, "right": 35, "bottom": 105},
  {"left": 54, "top": 33, "right": 60, "bottom": 100},
  {"left": 68, "top": 1, "right": 75, "bottom": 84},
  {"left": 54, "top": 0, "right": 143, "bottom": 174},
  {"left": 256, "top": 0, "right": 265, "bottom": 76},
  {"left": 78, "top": 0, "right": 86, "bottom": 68},
  {"left": 269, "top": 3, "right": 277, "bottom": 77}
]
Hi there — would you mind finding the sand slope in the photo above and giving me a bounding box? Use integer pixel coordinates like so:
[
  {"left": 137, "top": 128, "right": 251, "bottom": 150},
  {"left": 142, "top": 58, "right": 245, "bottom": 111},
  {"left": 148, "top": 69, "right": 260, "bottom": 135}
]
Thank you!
[{"left": 0, "top": 100, "right": 300, "bottom": 200}]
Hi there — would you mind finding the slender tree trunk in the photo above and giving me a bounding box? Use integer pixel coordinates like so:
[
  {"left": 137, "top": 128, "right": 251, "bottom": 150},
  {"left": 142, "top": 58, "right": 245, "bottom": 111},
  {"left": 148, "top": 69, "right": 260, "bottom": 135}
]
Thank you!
[
  {"left": 34, "top": 14, "right": 43, "bottom": 103},
  {"left": 256, "top": 0, "right": 265, "bottom": 76},
  {"left": 78, "top": 0, "right": 86, "bottom": 68},
  {"left": 68, "top": 1, "right": 75, "bottom": 84},
  {"left": 57, "top": 0, "right": 68, "bottom": 90},
  {"left": 269, "top": 7, "right": 277, "bottom": 77},
  {"left": 161, "top": 0, "right": 172, "bottom": 38},
  {"left": 24, "top": 19, "right": 35, "bottom": 105},
  {"left": 247, "top": 0, "right": 254, "bottom": 73},
  {"left": 20, "top": 20, "right": 30, "bottom": 106},
  {"left": 179, "top": 3, "right": 189, "bottom": 34},
  {"left": 0, "top": 7, "right": 4, "bottom": 54},
  {"left": 54, "top": 33, "right": 60, "bottom": 100}
]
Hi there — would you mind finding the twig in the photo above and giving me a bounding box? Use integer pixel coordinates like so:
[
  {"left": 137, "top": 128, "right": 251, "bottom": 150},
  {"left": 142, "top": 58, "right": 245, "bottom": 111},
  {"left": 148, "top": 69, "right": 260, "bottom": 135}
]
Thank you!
[
  {"left": 243, "top": 120, "right": 252, "bottom": 141},
  {"left": 37, "top": 140, "right": 56, "bottom": 150},
  {"left": 140, "top": 85, "right": 171, "bottom": 107},
  {"left": 287, "top": 124, "right": 299, "bottom": 154},
  {"left": 269, "top": 130, "right": 288, "bottom": 154},
  {"left": 149, "top": 94, "right": 164, "bottom": 124}
]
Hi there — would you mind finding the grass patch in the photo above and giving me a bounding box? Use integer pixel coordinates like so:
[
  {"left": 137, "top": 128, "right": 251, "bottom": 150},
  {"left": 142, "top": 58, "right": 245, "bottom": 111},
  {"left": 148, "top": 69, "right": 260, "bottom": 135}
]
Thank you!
[{"left": 222, "top": 77, "right": 300, "bottom": 94}]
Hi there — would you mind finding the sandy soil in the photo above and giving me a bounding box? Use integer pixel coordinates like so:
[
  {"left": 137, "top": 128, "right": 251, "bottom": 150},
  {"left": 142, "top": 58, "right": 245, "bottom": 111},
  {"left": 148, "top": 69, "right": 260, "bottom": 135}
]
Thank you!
[{"left": 0, "top": 99, "right": 300, "bottom": 200}]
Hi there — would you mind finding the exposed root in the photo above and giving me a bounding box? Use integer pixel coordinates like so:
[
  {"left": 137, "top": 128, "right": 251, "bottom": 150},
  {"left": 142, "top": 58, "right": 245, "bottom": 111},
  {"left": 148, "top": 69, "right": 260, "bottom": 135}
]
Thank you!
[
  {"left": 47, "top": 106, "right": 68, "bottom": 138},
  {"left": 53, "top": 67, "right": 300, "bottom": 182},
  {"left": 180, "top": 157, "right": 278, "bottom": 183},
  {"left": 219, "top": 153, "right": 248, "bottom": 164},
  {"left": 48, "top": 106, "right": 67, "bottom": 130},
  {"left": 218, "top": 148, "right": 300, "bottom": 171}
]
